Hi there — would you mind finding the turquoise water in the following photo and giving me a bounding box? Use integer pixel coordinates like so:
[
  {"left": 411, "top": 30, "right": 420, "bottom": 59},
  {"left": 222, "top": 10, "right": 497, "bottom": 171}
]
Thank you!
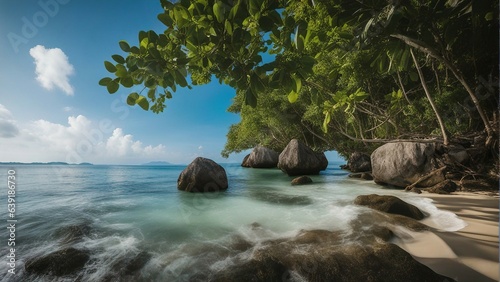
[{"left": 0, "top": 163, "right": 465, "bottom": 281}]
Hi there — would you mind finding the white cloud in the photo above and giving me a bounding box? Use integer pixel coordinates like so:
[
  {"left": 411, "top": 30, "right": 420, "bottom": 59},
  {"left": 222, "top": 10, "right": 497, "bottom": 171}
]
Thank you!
[
  {"left": 0, "top": 107, "right": 168, "bottom": 164},
  {"left": 63, "top": 106, "right": 73, "bottom": 112},
  {"left": 198, "top": 145, "right": 203, "bottom": 150},
  {"left": 0, "top": 104, "right": 19, "bottom": 138},
  {"left": 29, "top": 45, "right": 75, "bottom": 95}
]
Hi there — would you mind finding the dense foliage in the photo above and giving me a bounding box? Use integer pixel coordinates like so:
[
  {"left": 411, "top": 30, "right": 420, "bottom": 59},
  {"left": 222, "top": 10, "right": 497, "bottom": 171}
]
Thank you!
[{"left": 101, "top": 0, "right": 498, "bottom": 159}]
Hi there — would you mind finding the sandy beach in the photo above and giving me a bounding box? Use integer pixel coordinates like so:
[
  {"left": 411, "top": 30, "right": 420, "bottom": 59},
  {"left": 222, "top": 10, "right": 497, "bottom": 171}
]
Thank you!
[{"left": 397, "top": 192, "right": 499, "bottom": 282}]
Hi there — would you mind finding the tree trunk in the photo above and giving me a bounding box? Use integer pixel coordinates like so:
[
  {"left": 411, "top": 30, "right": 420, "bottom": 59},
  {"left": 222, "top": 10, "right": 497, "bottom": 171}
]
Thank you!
[{"left": 410, "top": 48, "right": 449, "bottom": 146}]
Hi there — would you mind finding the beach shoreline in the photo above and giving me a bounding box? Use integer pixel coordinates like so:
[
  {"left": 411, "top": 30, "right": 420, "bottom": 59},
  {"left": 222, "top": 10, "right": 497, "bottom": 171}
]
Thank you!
[{"left": 398, "top": 191, "right": 499, "bottom": 281}]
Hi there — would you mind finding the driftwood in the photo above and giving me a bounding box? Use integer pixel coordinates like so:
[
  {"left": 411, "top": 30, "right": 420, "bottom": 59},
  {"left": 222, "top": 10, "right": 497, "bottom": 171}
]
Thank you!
[{"left": 405, "top": 166, "right": 447, "bottom": 190}]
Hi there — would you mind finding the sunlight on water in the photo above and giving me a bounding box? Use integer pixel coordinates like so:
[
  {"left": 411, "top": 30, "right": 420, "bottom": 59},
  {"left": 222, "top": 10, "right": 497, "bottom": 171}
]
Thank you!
[{"left": 0, "top": 164, "right": 466, "bottom": 281}]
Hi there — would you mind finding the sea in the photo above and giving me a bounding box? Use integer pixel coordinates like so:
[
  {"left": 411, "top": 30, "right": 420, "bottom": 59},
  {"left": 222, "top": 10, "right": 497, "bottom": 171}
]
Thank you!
[{"left": 0, "top": 163, "right": 466, "bottom": 281}]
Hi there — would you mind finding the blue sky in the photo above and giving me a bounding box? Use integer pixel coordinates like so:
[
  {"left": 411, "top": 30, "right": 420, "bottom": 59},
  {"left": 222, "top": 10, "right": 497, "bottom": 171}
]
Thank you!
[{"left": 0, "top": 0, "right": 342, "bottom": 164}]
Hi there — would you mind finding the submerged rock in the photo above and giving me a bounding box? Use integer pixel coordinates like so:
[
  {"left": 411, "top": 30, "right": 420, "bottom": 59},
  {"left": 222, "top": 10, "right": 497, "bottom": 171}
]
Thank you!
[
  {"left": 291, "top": 176, "right": 313, "bottom": 186},
  {"left": 347, "top": 152, "right": 372, "bottom": 172},
  {"left": 371, "top": 142, "right": 444, "bottom": 188},
  {"left": 214, "top": 229, "right": 451, "bottom": 282},
  {"left": 211, "top": 256, "right": 288, "bottom": 282},
  {"left": 54, "top": 222, "right": 92, "bottom": 244},
  {"left": 25, "top": 247, "right": 90, "bottom": 276},
  {"left": 249, "top": 190, "right": 313, "bottom": 206},
  {"left": 241, "top": 145, "right": 279, "bottom": 168},
  {"left": 177, "top": 157, "right": 228, "bottom": 193},
  {"left": 354, "top": 194, "right": 425, "bottom": 220},
  {"left": 278, "top": 139, "right": 328, "bottom": 176}
]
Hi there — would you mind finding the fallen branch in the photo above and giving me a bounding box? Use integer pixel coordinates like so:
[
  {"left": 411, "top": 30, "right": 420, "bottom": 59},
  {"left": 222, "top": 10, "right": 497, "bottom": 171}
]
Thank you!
[{"left": 405, "top": 166, "right": 447, "bottom": 190}]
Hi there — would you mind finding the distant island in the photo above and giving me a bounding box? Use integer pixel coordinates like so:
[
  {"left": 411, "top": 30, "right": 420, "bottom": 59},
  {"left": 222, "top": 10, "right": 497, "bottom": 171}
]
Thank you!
[
  {"left": 0, "top": 162, "right": 93, "bottom": 165},
  {"left": 141, "top": 161, "right": 172, "bottom": 166}
]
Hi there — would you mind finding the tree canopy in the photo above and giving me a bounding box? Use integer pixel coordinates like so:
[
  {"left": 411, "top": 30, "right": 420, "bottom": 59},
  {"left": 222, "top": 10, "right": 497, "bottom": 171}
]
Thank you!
[{"left": 101, "top": 0, "right": 498, "bottom": 160}]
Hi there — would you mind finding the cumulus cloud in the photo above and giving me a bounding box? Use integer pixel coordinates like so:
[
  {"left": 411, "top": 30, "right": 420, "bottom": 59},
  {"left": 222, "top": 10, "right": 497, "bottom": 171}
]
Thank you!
[
  {"left": 29, "top": 115, "right": 167, "bottom": 163},
  {"left": 0, "top": 104, "right": 19, "bottom": 138},
  {"left": 29, "top": 45, "right": 75, "bottom": 95}
]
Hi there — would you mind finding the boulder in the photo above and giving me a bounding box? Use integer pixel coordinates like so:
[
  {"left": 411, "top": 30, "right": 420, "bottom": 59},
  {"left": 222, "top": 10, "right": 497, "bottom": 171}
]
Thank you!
[
  {"left": 278, "top": 139, "right": 328, "bottom": 176},
  {"left": 371, "top": 142, "right": 444, "bottom": 188},
  {"left": 347, "top": 152, "right": 372, "bottom": 172},
  {"left": 177, "top": 157, "right": 228, "bottom": 193},
  {"left": 354, "top": 194, "right": 425, "bottom": 220},
  {"left": 25, "top": 247, "right": 90, "bottom": 276},
  {"left": 291, "top": 176, "right": 313, "bottom": 186},
  {"left": 425, "top": 180, "right": 458, "bottom": 194},
  {"left": 241, "top": 145, "right": 279, "bottom": 168},
  {"left": 241, "top": 154, "right": 251, "bottom": 167}
]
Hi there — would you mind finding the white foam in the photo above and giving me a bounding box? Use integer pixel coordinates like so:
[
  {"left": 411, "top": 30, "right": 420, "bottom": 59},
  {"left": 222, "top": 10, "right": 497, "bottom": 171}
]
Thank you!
[{"left": 402, "top": 196, "right": 467, "bottom": 231}]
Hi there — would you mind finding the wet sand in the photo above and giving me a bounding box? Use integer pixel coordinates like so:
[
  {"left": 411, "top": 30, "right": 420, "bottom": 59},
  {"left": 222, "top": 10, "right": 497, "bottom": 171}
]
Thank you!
[{"left": 399, "top": 192, "right": 499, "bottom": 282}]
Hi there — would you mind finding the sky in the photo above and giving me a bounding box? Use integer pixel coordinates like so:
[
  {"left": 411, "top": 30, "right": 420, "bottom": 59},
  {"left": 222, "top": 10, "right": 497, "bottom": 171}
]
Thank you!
[{"left": 0, "top": 0, "right": 342, "bottom": 165}]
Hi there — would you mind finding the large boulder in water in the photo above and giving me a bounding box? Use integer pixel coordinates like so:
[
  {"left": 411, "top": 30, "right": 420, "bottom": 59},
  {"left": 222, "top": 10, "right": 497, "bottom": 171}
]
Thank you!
[
  {"left": 354, "top": 194, "right": 424, "bottom": 220},
  {"left": 25, "top": 247, "right": 90, "bottom": 276},
  {"left": 278, "top": 139, "right": 328, "bottom": 176},
  {"left": 347, "top": 152, "right": 372, "bottom": 172},
  {"left": 177, "top": 157, "right": 228, "bottom": 193},
  {"left": 241, "top": 145, "right": 279, "bottom": 168},
  {"left": 371, "top": 142, "right": 444, "bottom": 188}
]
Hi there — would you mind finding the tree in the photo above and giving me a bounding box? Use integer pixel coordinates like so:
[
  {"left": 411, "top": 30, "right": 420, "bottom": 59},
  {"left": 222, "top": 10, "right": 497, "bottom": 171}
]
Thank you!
[{"left": 101, "top": 0, "right": 498, "bottom": 158}]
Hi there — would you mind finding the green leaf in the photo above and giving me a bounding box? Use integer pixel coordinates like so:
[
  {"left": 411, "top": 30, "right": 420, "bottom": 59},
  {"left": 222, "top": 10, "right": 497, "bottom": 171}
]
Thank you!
[
  {"left": 224, "top": 20, "right": 233, "bottom": 35},
  {"left": 119, "top": 41, "right": 130, "bottom": 52},
  {"left": 258, "top": 16, "right": 274, "bottom": 32},
  {"left": 288, "top": 90, "right": 299, "bottom": 103},
  {"left": 165, "top": 90, "right": 172, "bottom": 99},
  {"left": 107, "top": 81, "right": 119, "bottom": 94},
  {"left": 245, "top": 88, "right": 257, "bottom": 107},
  {"left": 409, "top": 71, "right": 418, "bottom": 82},
  {"left": 174, "top": 70, "right": 188, "bottom": 87},
  {"left": 115, "top": 64, "right": 128, "bottom": 78},
  {"left": 213, "top": 1, "right": 225, "bottom": 23},
  {"left": 147, "top": 88, "right": 156, "bottom": 100},
  {"left": 145, "top": 78, "right": 157, "bottom": 88},
  {"left": 98, "top": 77, "right": 112, "bottom": 86},
  {"left": 292, "top": 75, "right": 302, "bottom": 93},
  {"left": 485, "top": 12, "right": 494, "bottom": 21},
  {"left": 295, "top": 34, "right": 304, "bottom": 52},
  {"left": 148, "top": 30, "right": 159, "bottom": 43},
  {"left": 158, "top": 34, "right": 168, "bottom": 47},
  {"left": 158, "top": 13, "right": 174, "bottom": 27},
  {"left": 112, "top": 54, "right": 125, "bottom": 64},
  {"left": 104, "top": 61, "right": 117, "bottom": 73},
  {"left": 120, "top": 76, "right": 134, "bottom": 88},
  {"left": 136, "top": 95, "right": 149, "bottom": 111},
  {"left": 250, "top": 73, "right": 265, "bottom": 93},
  {"left": 127, "top": 93, "right": 139, "bottom": 106}
]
